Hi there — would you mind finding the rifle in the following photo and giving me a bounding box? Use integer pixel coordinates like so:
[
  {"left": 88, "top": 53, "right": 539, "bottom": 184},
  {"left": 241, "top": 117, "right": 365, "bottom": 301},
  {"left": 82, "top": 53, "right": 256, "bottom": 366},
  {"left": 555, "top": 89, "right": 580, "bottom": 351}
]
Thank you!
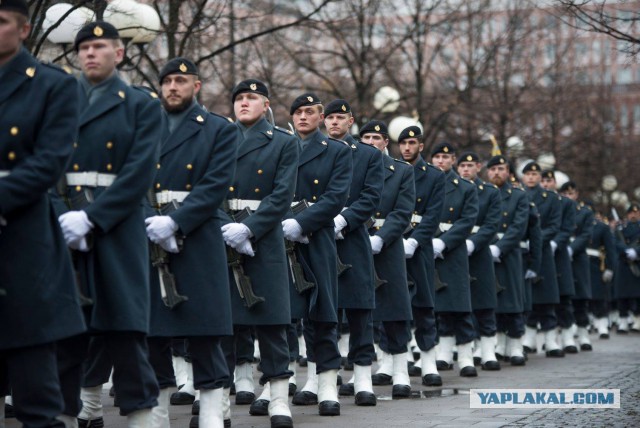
[
  {"left": 60, "top": 182, "right": 95, "bottom": 307},
  {"left": 226, "top": 207, "right": 265, "bottom": 308},
  {"left": 611, "top": 208, "right": 640, "bottom": 277},
  {"left": 285, "top": 239, "right": 315, "bottom": 294},
  {"left": 495, "top": 276, "right": 506, "bottom": 294},
  {"left": 147, "top": 194, "right": 188, "bottom": 309},
  {"left": 434, "top": 268, "right": 448, "bottom": 291},
  {"left": 374, "top": 268, "right": 387, "bottom": 289}
]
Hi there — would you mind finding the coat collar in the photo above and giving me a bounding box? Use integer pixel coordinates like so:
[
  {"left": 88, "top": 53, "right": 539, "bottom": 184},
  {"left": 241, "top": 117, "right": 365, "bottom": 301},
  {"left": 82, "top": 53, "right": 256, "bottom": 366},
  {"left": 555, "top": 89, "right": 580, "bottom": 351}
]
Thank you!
[
  {"left": 79, "top": 76, "right": 128, "bottom": 127},
  {"left": 161, "top": 103, "right": 208, "bottom": 156},
  {"left": 383, "top": 154, "right": 396, "bottom": 179},
  {"left": 0, "top": 48, "right": 38, "bottom": 106},
  {"left": 298, "top": 129, "right": 329, "bottom": 166},
  {"left": 237, "top": 117, "right": 274, "bottom": 159}
]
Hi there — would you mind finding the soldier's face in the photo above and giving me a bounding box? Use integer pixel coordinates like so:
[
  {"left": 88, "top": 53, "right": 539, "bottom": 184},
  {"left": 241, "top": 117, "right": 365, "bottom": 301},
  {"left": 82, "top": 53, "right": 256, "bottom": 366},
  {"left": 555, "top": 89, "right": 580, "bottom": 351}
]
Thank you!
[
  {"left": 562, "top": 188, "right": 578, "bottom": 201},
  {"left": 234, "top": 92, "right": 268, "bottom": 126},
  {"left": 161, "top": 74, "right": 201, "bottom": 113},
  {"left": 522, "top": 171, "right": 541, "bottom": 188},
  {"left": 361, "top": 133, "right": 388, "bottom": 152},
  {"left": 488, "top": 164, "right": 509, "bottom": 186},
  {"left": 457, "top": 161, "right": 480, "bottom": 180},
  {"left": 432, "top": 153, "right": 455, "bottom": 172},
  {"left": 77, "top": 39, "right": 124, "bottom": 84},
  {"left": 324, "top": 113, "right": 353, "bottom": 139},
  {"left": 628, "top": 210, "right": 640, "bottom": 222},
  {"left": 398, "top": 138, "right": 423, "bottom": 163},
  {"left": 541, "top": 177, "right": 556, "bottom": 190},
  {"left": 0, "top": 11, "right": 30, "bottom": 66},
  {"left": 292, "top": 106, "right": 323, "bottom": 137}
]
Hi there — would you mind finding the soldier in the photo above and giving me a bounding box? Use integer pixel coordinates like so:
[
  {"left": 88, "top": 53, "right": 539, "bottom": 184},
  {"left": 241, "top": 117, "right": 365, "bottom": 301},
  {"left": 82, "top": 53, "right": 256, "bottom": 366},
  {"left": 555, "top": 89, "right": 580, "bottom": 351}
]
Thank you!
[
  {"left": 589, "top": 211, "right": 617, "bottom": 338},
  {"left": 560, "top": 181, "right": 595, "bottom": 350},
  {"left": 287, "top": 94, "right": 352, "bottom": 416},
  {"left": 456, "top": 152, "right": 502, "bottom": 371},
  {"left": 142, "top": 58, "right": 237, "bottom": 428},
  {"left": 541, "top": 170, "right": 578, "bottom": 353},
  {"left": 379, "top": 126, "right": 445, "bottom": 388},
  {"left": 486, "top": 156, "right": 529, "bottom": 366},
  {"left": 0, "top": 1, "right": 86, "bottom": 425},
  {"left": 429, "top": 143, "right": 478, "bottom": 376},
  {"left": 613, "top": 203, "right": 640, "bottom": 333},
  {"left": 521, "top": 164, "right": 564, "bottom": 357},
  {"left": 56, "top": 21, "right": 161, "bottom": 426},
  {"left": 323, "top": 102, "right": 384, "bottom": 406},
  {"left": 218, "top": 79, "right": 299, "bottom": 428},
  {"left": 359, "top": 122, "right": 415, "bottom": 398}
]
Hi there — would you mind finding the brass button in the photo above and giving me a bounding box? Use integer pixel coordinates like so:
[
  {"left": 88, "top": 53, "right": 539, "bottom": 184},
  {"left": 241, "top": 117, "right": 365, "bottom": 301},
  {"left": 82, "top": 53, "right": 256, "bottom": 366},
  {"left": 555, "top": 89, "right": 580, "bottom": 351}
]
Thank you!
[
  {"left": 75, "top": 185, "right": 82, "bottom": 192},
  {"left": 258, "top": 169, "right": 263, "bottom": 174},
  {"left": 376, "top": 226, "right": 380, "bottom": 230},
  {"left": 229, "top": 186, "right": 234, "bottom": 192},
  {"left": 447, "top": 220, "right": 452, "bottom": 224},
  {"left": 376, "top": 212, "right": 381, "bottom": 217},
  {"left": 503, "top": 211, "right": 508, "bottom": 216},
  {"left": 7, "top": 151, "right": 16, "bottom": 161},
  {"left": 10, "top": 126, "right": 19, "bottom": 136},
  {"left": 312, "top": 196, "right": 317, "bottom": 201},
  {"left": 503, "top": 223, "right": 507, "bottom": 228},
  {"left": 186, "top": 184, "right": 192, "bottom": 190},
  {"left": 106, "top": 163, "right": 113, "bottom": 171},
  {"left": 106, "top": 141, "right": 113, "bottom": 149},
  {"left": 73, "top": 163, "right": 79, "bottom": 171},
  {"left": 417, "top": 198, "right": 422, "bottom": 202},
  {"left": 414, "top": 210, "right": 418, "bottom": 214},
  {"left": 186, "top": 164, "right": 193, "bottom": 170},
  {"left": 314, "top": 179, "right": 319, "bottom": 184},
  {"left": 157, "top": 163, "right": 161, "bottom": 169},
  {"left": 156, "top": 183, "right": 161, "bottom": 189},
  {"left": 73, "top": 143, "right": 78, "bottom": 148},
  {"left": 449, "top": 207, "right": 454, "bottom": 212},
  {"left": 254, "top": 188, "right": 260, "bottom": 193}
]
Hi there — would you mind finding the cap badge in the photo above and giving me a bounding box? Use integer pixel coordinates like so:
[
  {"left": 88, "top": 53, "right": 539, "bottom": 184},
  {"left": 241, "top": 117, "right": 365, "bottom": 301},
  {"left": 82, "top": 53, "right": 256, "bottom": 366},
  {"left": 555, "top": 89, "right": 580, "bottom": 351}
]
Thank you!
[
  {"left": 532, "top": 165, "right": 537, "bottom": 170},
  {"left": 409, "top": 130, "right": 415, "bottom": 137},
  {"left": 179, "top": 63, "right": 187, "bottom": 73},
  {"left": 93, "top": 26, "right": 103, "bottom": 37},
  {"left": 466, "top": 155, "right": 472, "bottom": 161},
  {"left": 443, "top": 146, "right": 449, "bottom": 153},
  {"left": 250, "top": 83, "right": 257, "bottom": 90},
  {"left": 307, "top": 96, "right": 314, "bottom": 102},
  {"left": 374, "top": 125, "right": 380, "bottom": 131},
  {"left": 500, "top": 158, "right": 505, "bottom": 164},
  {"left": 341, "top": 105, "right": 347, "bottom": 112}
]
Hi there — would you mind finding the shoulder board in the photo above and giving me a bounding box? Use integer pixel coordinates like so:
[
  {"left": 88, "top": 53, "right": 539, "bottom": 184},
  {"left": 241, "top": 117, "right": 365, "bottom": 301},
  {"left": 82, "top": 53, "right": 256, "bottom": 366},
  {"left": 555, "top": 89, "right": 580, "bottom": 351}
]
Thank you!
[
  {"left": 328, "top": 137, "right": 350, "bottom": 147},
  {"left": 513, "top": 186, "right": 525, "bottom": 192},
  {"left": 131, "top": 85, "right": 159, "bottom": 99},
  {"left": 459, "top": 176, "right": 473, "bottom": 184},
  {"left": 42, "top": 62, "right": 73, "bottom": 75},
  {"left": 209, "top": 111, "right": 234, "bottom": 123},
  {"left": 275, "top": 125, "right": 294, "bottom": 135},
  {"left": 393, "top": 158, "right": 410, "bottom": 165}
]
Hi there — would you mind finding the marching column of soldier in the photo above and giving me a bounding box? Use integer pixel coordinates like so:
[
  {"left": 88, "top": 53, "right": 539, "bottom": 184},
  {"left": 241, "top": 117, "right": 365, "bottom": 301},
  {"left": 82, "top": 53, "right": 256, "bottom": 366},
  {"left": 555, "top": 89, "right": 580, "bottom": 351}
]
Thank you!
[{"left": 2, "top": 5, "right": 640, "bottom": 428}]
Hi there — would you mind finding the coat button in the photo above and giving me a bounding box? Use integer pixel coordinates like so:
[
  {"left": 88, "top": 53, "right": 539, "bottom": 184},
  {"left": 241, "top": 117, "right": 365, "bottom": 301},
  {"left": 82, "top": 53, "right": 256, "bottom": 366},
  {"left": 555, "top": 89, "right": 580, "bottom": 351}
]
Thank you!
[
  {"left": 106, "top": 141, "right": 113, "bottom": 149},
  {"left": 229, "top": 186, "right": 234, "bottom": 192},
  {"left": 376, "top": 212, "right": 381, "bottom": 217},
  {"left": 254, "top": 188, "right": 260, "bottom": 193},
  {"left": 503, "top": 211, "right": 508, "bottom": 216},
  {"left": 157, "top": 163, "right": 161, "bottom": 169},
  {"left": 7, "top": 151, "right": 16, "bottom": 161},
  {"left": 156, "top": 183, "right": 161, "bottom": 189},
  {"left": 73, "top": 163, "right": 79, "bottom": 171},
  {"left": 449, "top": 207, "right": 454, "bottom": 212},
  {"left": 417, "top": 198, "right": 422, "bottom": 202},
  {"left": 447, "top": 220, "right": 452, "bottom": 224},
  {"left": 10, "top": 127, "right": 19, "bottom": 136},
  {"left": 503, "top": 223, "right": 507, "bottom": 228},
  {"left": 186, "top": 184, "right": 192, "bottom": 190},
  {"left": 75, "top": 186, "right": 82, "bottom": 192},
  {"left": 258, "top": 169, "right": 263, "bottom": 174},
  {"left": 187, "top": 164, "right": 193, "bottom": 170},
  {"left": 312, "top": 196, "right": 317, "bottom": 201},
  {"left": 73, "top": 142, "right": 78, "bottom": 148},
  {"left": 314, "top": 179, "right": 319, "bottom": 184},
  {"left": 106, "top": 163, "right": 113, "bottom": 171}
]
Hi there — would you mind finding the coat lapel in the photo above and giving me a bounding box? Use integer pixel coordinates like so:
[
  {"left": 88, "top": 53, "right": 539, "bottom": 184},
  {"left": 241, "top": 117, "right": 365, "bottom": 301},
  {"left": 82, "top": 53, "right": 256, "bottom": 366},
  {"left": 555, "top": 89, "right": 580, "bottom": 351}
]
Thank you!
[
  {"left": 237, "top": 118, "right": 273, "bottom": 159},
  {"left": 383, "top": 155, "right": 395, "bottom": 180},
  {"left": 0, "top": 49, "right": 36, "bottom": 107},
  {"left": 299, "top": 131, "right": 328, "bottom": 166},
  {"left": 161, "top": 105, "right": 206, "bottom": 156},
  {"left": 79, "top": 78, "right": 127, "bottom": 127}
]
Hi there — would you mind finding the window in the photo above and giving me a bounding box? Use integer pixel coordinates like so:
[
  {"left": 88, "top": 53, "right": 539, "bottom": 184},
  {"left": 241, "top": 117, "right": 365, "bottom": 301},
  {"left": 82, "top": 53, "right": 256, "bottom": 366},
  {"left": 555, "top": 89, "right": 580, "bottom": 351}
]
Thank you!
[{"left": 617, "top": 68, "right": 632, "bottom": 84}]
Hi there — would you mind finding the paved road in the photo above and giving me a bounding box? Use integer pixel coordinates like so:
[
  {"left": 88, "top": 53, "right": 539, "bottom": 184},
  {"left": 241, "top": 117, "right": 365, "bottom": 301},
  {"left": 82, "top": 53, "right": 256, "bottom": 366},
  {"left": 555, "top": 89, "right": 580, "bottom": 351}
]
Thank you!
[{"left": 6, "top": 330, "right": 640, "bottom": 427}]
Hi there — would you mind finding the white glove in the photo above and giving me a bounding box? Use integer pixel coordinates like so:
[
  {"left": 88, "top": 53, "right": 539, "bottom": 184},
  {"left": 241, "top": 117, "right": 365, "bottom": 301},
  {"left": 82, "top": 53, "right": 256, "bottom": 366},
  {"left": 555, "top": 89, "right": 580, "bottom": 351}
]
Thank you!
[
  {"left": 145, "top": 215, "right": 178, "bottom": 243},
  {"left": 432, "top": 238, "right": 445, "bottom": 259},
  {"left": 235, "top": 239, "right": 255, "bottom": 257},
  {"left": 567, "top": 246, "right": 574, "bottom": 259},
  {"left": 490, "top": 245, "right": 501, "bottom": 262},
  {"left": 370, "top": 235, "right": 384, "bottom": 254},
  {"left": 626, "top": 248, "right": 638, "bottom": 261},
  {"left": 403, "top": 238, "right": 418, "bottom": 259},
  {"left": 525, "top": 269, "right": 537, "bottom": 280},
  {"left": 466, "top": 239, "right": 475, "bottom": 256},
  {"left": 68, "top": 236, "right": 90, "bottom": 252},
  {"left": 282, "top": 219, "right": 308, "bottom": 244},
  {"left": 59, "top": 210, "right": 94, "bottom": 244},
  {"left": 602, "top": 269, "right": 614, "bottom": 283},
  {"left": 221, "top": 222, "right": 252, "bottom": 248},
  {"left": 550, "top": 240, "right": 558, "bottom": 254},
  {"left": 159, "top": 235, "right": 179, "bottom": 253},
  {"left": 334, "top": 214, "right": 347, "bottom": 239}
]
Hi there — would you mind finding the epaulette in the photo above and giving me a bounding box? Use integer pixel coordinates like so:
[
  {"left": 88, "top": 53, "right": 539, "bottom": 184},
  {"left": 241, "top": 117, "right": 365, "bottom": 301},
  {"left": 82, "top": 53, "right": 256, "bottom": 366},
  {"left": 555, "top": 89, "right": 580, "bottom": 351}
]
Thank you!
[
  {"left": 275, "top": 125, "right": 294, "bottom": 135},
  {"left": 132, "top": 85, "right": 159, "bottom": 99},
  {"left": 43, "top": 62, "right": 73, "bottom": 75},
  {"left": 394, "top": 158, "right": 410, "bottom": 165},
  {"left": 328, "top": 137, "right": 350, "bottom": 147},
  {"left": 513, "top": 186, "right": 525, "bottom": 192},
  {"left": 459, "top": 176, "right": 473, "bottom": 184},
  {"left": 209, "top": 111, "right": 234, "bottom": 123}
]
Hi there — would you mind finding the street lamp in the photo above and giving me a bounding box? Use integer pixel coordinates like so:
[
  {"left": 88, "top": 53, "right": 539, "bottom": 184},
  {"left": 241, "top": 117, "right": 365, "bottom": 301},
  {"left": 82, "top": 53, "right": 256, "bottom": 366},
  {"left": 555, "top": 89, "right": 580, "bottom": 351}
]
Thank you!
[{"left": 43, "top": 0, "right": 160, "bottom": 70}]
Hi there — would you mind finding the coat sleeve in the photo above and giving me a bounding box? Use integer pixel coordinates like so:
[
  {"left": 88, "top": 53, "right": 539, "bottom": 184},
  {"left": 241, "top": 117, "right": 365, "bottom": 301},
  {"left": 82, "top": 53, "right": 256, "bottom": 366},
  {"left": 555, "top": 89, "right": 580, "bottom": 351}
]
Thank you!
[
  {"left": 470, "top": 187, "right": 500, "bottom": 249},
  {"left": 84, "top": 95, "right": 161, "bottom": 233},
  {"left": 296, "top": 144, "right": 352, "bottom": 234},
  {"left": 409, "top": 168, "right": 444, "bottom": 247},
  {"left": 341, "top": 148, "right": 383, "bottom": 231},
  {"left": 242, "top": 137, "right": 298, "bottom": 241},
  {"left": 376, "top": 166, "right": 414, "bottom": 245},
  {"left": 554, "top": 198, "right": 576, "bottom": 247},
  {"left": 440, "top": 184, "right": 478, "bottom": 251},
  {"left": 541, "top": 196, "right": 561, "bottom": 243},
  {"left": 496, "top": 192, "right": 529, "bottom": 254},
  {"left": 528, "top": 205, "right": 543, "bottom": 274},
  {"left": 169, "top": 119, "right": 237, "bottom": 236},
  {"left": 0, "top": 74, "right": 78, "bottom": 216},
  {"left": 602, "top": 224, "right": 618, "bottom": 271},
  {"left": 571, "top": 209, "right": 594, "bottom": 253}
]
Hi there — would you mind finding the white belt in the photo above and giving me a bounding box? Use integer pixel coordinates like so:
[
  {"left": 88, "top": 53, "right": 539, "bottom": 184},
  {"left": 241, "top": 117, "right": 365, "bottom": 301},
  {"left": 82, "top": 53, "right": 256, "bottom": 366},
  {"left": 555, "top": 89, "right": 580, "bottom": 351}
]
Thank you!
[
  {"left": 586, "top": 248, "right": 600, "bottom": 257},
  {"left": 0, "top": 170, "right": 9, "bottom": 178},
  {"left": 228, "top": 198, "right": 261, "bottom": 211},
  {"left": 157, "top": 191, "right": 190, "bottom": 204},
  {"left": 291, "top": 201, "right": 314, "bottom": 207},
  {"left": 373, "top": 219, "right": 385, "bottom": 227},
  {"left": 496, "top": 233, "right": 529, "bottom": 249},
  {"left": 411, "top": 214, "right": 423, "bottom": 223},
  {"left": 438, "top": 222, "right": 452, "bottom": 232},
  {"left": 66, "top": 172, "right": 116, "bottom": 187},
  {"left": 470, "top": 225, "right": 480, "bottom": 234}
]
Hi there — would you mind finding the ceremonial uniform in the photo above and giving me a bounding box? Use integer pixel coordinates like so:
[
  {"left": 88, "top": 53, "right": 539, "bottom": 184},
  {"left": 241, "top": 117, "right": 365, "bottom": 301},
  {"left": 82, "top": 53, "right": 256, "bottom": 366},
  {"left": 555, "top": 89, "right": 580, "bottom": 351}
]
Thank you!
[
  {"left": 522, "top": 201, "right": 542, "bottom": 314},
  {"left": 613, "top": 217, "right": 640, "bottom": 329},
  {"left": 0, "top": 46, "right": 86, "bottom": 426},
  {"left": 555, "top": 195, "right": 578, "bottom": 333},
  {"left": 589, "top": 219, "right": 617, "bottom": 336},
  {"left": 570, "top": 202, "right": 595, "bottom": 337}
]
